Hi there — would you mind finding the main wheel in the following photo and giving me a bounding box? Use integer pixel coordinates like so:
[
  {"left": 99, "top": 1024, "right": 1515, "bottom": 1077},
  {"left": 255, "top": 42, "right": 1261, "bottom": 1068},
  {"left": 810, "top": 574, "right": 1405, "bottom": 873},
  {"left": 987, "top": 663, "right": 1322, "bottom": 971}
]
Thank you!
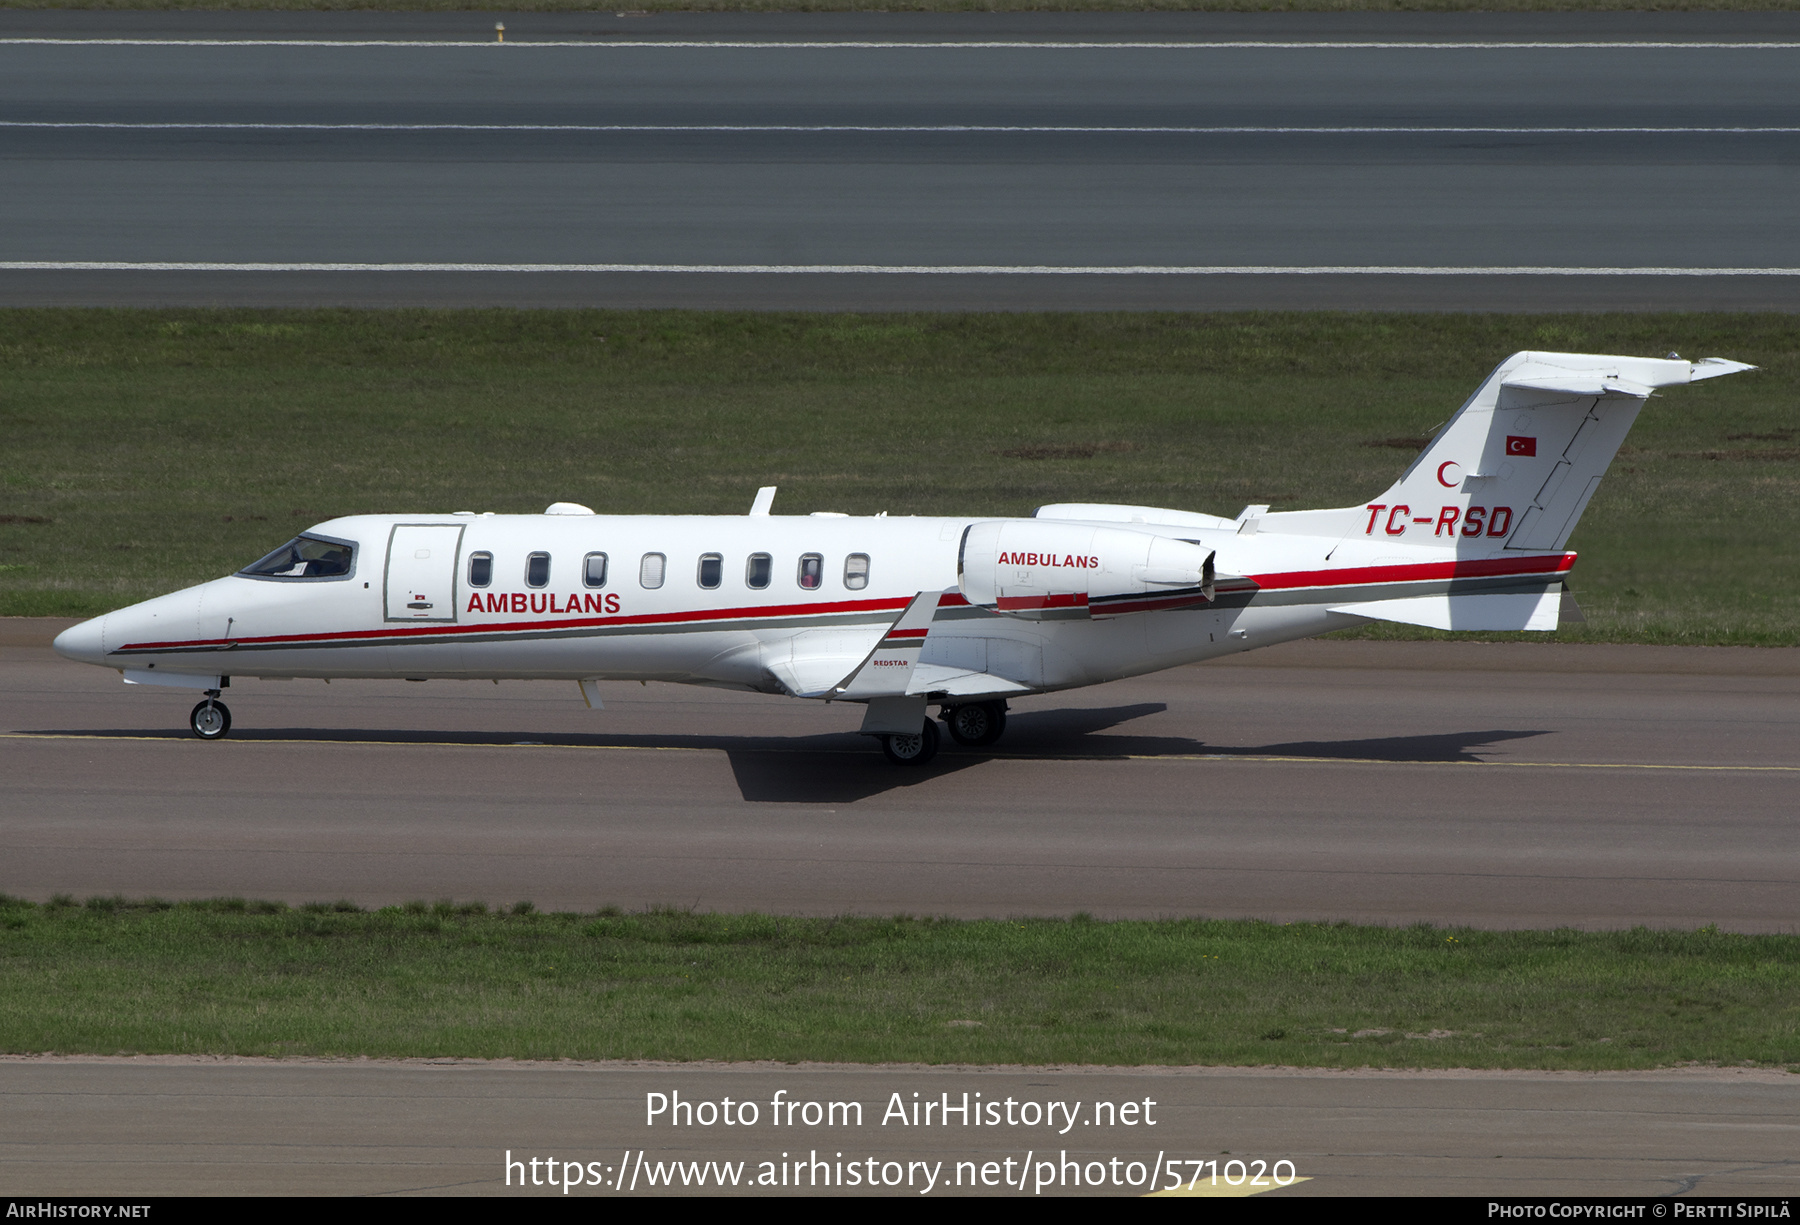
[
  {"left": 880, "top": 718, "right": 939, "bottom": 766},
  {"left": 189, "top": 699, "right": 232, "bottom": 740},
  {"left": 943, "top": 701, "right": 1007, "bottom": 747}
]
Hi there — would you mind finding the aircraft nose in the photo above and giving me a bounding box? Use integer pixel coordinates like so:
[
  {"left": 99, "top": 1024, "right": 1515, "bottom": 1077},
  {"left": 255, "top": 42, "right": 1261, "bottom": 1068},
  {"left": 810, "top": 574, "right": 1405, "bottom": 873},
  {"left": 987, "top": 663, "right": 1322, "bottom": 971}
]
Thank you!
[{"left": 52, "top": 614, "right": 108, "bottom": 664}]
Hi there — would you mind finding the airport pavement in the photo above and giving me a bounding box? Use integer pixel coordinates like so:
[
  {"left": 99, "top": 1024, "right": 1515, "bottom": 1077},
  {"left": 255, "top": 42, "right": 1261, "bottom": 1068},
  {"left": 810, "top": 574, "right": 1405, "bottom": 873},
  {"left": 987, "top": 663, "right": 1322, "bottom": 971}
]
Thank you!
[
  {"left": 2, "top": 1058, "right": 1796, "bottom": 1198},
  {"left": 2, "top": 13, "right": 1797, "bottom": 310},
  {"left": 7, "top": 11, "right": 1800, "bottom": 40},
  {"left": 5, "top": 620, "right": 1798, "bottom": 930},
  {"left": 6, "top": 621, "right": 1797, "bottom": 1198}
]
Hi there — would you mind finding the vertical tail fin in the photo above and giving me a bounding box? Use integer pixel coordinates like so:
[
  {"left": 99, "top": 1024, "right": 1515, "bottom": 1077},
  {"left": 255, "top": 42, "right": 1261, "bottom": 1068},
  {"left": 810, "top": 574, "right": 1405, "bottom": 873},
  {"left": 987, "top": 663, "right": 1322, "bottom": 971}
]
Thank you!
[{"left": 1361, "top": 352, "right": 1754, "bottom": 554}]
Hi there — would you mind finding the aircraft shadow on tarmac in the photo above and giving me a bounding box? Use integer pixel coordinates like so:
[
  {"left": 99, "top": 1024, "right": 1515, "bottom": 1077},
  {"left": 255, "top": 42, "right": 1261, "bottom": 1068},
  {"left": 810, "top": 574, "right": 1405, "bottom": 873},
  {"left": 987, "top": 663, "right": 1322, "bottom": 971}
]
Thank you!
[
  {"left": 730, "top": 715, "right": 1553, "bottom": 802},
  {"left": 992, "top": 708, "right": 1551, "bottom": 762},
  {"left": 32, "top": 705, "right": 1552, "bottom": 804}
]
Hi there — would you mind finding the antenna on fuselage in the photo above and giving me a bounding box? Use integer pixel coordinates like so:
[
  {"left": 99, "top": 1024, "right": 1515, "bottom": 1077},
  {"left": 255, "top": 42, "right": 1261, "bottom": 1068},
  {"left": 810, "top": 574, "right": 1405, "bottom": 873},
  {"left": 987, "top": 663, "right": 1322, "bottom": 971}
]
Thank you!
[{"left": 748, "top": 486, "right": 777, "bottom": 516}]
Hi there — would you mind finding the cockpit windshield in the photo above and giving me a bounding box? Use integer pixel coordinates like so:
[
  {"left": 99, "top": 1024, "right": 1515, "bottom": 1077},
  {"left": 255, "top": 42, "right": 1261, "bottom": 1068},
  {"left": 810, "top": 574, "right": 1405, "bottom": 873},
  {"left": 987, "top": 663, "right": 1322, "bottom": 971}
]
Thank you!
[{"left": 240, "top": 535, "right": 355, "bottom": 580}]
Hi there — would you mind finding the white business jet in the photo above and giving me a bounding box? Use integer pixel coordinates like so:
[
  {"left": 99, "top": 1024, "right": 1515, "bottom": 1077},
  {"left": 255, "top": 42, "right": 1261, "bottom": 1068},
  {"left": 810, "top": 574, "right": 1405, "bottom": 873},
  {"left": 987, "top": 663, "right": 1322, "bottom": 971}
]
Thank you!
[{"left": 52, "top": 350, "right": 1752, "bottom": 763}]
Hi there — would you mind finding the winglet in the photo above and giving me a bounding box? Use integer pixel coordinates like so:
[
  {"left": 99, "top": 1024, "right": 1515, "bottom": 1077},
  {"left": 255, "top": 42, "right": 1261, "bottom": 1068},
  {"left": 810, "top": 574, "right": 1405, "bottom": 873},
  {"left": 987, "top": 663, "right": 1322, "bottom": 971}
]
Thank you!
[
  {"left": 749, "top": 486, "right": 777, "bottom": 516},
  {"left": 830, "top": 591, "right": 939, "bottom": 699}
]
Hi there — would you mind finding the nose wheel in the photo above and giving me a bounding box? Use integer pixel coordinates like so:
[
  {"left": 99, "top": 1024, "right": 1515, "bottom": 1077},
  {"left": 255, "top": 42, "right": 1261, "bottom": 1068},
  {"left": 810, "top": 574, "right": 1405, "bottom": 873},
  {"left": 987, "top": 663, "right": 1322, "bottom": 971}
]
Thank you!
[{"left": 189, "top": 693, "right": 232, "bottom": 740}]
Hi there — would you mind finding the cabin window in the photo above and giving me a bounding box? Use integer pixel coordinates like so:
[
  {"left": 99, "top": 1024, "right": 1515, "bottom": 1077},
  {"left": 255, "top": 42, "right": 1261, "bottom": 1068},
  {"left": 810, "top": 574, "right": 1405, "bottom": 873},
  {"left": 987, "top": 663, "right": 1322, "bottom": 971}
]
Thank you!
[
  {"left": 797, "top": 553, "right": 823, "bottom": 591},
  {"left": 583, "top": 552, "right": 608, "bottom": 588},
  {"left": 745, "top": 552, "right": 772, "bottom": 590},
  {"left": 239, "top": 534, "right": 356, "bottom": 581},
  {"left": 697, "top": 553, "right": 723, "bottom": 590},
  {"left": 640, "top": 552, "right": 665, "bottom": 589},
  {"left": 467, "top": 552, "right": 493, "bottom": 588},
  {"left": 525, "top": 552, "right": 551, "bottom": 588},
  {"left": 844, "top": 553, "right": 870, "bottom": 591}
]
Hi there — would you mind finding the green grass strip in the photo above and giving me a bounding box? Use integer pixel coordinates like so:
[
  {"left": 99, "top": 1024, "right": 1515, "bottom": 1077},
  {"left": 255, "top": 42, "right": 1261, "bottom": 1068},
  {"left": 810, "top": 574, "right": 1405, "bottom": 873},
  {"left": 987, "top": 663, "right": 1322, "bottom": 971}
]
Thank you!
[
  {"left": 3, "top": 308, "right": 1798, "bottom": 643},
  {"left": 2, "top": 896, "right": 1796, "bottom": 1069}
]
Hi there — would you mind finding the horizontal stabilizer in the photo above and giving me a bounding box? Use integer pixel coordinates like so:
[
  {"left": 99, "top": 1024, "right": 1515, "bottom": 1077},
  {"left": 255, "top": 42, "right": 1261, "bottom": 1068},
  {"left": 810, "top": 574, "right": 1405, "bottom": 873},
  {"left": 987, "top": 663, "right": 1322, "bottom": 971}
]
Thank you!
[
  {"left": 1687, "top": 357, "right": 1760, "bottom": 381},
  {"left": 1329, "top": 590, "right": 1562, "bottom": 632},
  {"left": 1501, "top": 354, "right": 1756, "bottom": 399},
  {"left": 1502, "top": 373, "right": 1651, "bottom": 399}
]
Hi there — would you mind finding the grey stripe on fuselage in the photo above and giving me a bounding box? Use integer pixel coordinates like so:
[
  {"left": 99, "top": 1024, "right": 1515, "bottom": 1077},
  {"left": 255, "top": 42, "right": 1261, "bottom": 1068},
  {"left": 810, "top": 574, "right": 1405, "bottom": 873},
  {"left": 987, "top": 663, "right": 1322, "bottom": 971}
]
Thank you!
[
  {"left": 107, "top": 570, "right": 1561, "bottom": 659},
  {"left": 110, "top": 606, "right": 904, "bottom": 656}
]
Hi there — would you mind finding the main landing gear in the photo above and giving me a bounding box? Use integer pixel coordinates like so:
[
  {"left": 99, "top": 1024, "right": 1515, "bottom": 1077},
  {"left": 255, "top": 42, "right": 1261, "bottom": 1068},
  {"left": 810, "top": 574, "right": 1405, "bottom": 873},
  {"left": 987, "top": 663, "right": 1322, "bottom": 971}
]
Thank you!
[
  {"left": 877, "top": 700, "right": 1010, "bottom": 767},
  {"left": 880, "top": 717, "right": 939, "bottom": 766},
  {"left": 941, "top": 700, "right": 1008, "bottom": 748},
  {"left": 189, "top": 691, "right": 232, "bottom": 740}
]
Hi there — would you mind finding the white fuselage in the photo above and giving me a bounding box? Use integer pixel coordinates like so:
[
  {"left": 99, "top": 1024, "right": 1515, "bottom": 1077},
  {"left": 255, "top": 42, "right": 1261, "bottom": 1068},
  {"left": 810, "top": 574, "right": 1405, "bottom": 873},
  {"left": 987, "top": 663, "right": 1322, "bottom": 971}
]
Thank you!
[{"left": 50, "top": 506, "right": 1574, "bottom": 701}]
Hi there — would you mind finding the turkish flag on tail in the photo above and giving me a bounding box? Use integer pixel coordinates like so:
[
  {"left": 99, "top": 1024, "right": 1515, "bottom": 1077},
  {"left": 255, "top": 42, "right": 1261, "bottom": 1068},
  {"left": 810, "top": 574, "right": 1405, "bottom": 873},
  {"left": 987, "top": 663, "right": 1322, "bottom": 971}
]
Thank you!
[{"left": 1506, "top": 436, "right": 1537, "bottom": 457}]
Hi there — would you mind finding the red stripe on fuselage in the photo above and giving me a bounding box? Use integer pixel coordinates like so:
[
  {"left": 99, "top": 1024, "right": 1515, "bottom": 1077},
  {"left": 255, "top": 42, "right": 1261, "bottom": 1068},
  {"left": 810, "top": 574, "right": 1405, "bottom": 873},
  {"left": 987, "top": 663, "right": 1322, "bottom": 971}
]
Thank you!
[
  {"left": 117, "top": 594, "right": 911, "bottom": 652},
  {"left": 1091, "top": 591, "right": 1215, "bottom": 616},
  {"left": 1248, "top": 553, "right": 1574, "bottom": 592},
  {"left": 116, "top": 554, "right": 1575, "bottom": 652}
]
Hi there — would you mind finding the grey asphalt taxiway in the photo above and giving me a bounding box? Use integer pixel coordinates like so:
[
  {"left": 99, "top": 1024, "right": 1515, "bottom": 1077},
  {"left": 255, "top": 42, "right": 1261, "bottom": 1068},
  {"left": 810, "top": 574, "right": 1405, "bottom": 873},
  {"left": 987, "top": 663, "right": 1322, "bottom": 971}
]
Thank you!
[
  {"left": 4, "top": 12, "right": 1800, "bottom": 309},
  {"left": 4, "top": 1058, "right": 1796, "bottom": 1198},
  {"left": 6, "top": 619, "right": 1799, "bottom": 1198},
  {"left": 5, "top": 619, "right": 1798, "bottom": 930}
]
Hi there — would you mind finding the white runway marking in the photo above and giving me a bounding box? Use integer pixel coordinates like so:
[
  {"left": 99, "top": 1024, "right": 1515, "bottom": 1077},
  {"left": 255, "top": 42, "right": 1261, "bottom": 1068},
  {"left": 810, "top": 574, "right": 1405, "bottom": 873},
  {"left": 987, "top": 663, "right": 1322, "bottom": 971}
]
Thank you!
[
  {"left": 4, "top": 121, "right": 1796, "bottom": 136},
  {"left": 2, "top": 39, "right": 1799, "bottom": 50},
  {"left": 5, "top": 263, "right": 1800, "bottom": 276}
]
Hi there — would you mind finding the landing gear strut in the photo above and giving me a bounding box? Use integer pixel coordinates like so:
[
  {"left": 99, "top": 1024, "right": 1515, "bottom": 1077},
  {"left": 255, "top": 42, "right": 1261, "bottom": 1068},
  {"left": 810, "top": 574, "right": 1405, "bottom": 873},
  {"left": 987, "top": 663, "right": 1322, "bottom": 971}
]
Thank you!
[
  {"left": 189, "top": 691, "right": 232, "bottom": 740},
  {"left": 880, "top": 718, "right": 939, "bottom": 766},
  {"left": 941, "top": 700, "right": 1008, "bottom": 747}
]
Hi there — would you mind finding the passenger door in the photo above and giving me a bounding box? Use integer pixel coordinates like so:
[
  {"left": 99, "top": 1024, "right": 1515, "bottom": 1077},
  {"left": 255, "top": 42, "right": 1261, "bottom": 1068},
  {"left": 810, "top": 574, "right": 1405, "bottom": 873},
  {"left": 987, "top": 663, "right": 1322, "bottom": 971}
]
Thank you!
[{"left": 384, "top": 524, "right": 465, "bottom": 623}]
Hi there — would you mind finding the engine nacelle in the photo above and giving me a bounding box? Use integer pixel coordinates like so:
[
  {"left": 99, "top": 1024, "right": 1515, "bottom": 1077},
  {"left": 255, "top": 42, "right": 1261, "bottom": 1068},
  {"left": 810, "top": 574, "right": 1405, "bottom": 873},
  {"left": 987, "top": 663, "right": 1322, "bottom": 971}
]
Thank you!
[{"left": 957, "top": 521, "right": 1215, "bottom": 620}]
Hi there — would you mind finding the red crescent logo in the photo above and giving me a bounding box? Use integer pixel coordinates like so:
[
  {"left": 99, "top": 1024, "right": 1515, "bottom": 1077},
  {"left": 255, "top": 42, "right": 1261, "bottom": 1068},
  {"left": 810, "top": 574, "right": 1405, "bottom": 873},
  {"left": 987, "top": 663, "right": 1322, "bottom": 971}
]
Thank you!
[{"left": 1437, "top": 461, "right": 1462, "bottom": 488}]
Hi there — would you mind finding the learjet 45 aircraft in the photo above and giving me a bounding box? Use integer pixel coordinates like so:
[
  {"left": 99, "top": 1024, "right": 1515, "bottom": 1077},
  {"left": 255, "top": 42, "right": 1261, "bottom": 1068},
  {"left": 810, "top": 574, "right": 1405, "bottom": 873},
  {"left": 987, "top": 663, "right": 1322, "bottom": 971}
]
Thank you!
[{"left": 52, "top": 350, "right": 1752, "bottom": 764}]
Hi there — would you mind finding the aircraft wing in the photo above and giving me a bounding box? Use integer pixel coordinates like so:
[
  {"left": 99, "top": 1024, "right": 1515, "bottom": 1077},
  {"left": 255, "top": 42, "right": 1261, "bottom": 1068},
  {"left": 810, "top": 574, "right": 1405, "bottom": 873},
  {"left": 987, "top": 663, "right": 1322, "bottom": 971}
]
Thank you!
[
  {"left": 761, "top": 591, "right": 937, "bottom": 699},
  {"left": 905, "top": 663, "right": 1033, "bottom": 698},
  {"left": 767, "top": 591, "right": 1039, "bottom": 701},
  {"left": 765, "top": 648, "right": 881, "bottom": 700},
  {"left": 829, "top": 590, "right": 941, "bottom": 700}
]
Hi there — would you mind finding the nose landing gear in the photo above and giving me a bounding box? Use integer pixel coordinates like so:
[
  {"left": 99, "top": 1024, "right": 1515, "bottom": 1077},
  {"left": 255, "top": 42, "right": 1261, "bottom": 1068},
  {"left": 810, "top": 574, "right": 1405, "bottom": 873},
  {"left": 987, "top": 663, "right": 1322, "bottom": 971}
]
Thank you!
[{"left": 189, "top": 691, "right": 232, "bottom": 740}]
